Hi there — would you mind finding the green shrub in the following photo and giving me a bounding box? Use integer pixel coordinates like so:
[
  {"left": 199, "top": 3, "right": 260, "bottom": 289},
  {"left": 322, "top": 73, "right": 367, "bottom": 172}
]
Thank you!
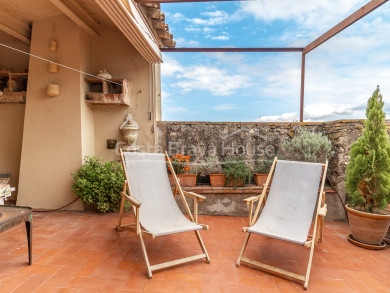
[
  {"left": 346, "top": 86, "right": 390, "bottom": 213},
  {"left": 72, "top": 156, "right": 124, "bottom": 213},
  {"left": 280, "top": 129, "right": 334, "bottom": 163},
  {"left": 255, "top": 159, "right": 273, "bottom": 174},
  {"left": 222, "top": 157, "right": 252, "bottom": 188}
]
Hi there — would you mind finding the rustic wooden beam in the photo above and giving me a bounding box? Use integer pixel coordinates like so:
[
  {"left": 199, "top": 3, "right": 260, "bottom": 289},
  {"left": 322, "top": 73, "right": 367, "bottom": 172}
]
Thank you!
[
  {"left": 142, "top": 3, "right": 160, "bottom": 8},
  {"left": 0, "top": 9, "right": 30, "bottom": 44},
  {"left": 49, "top": 0, "right": 99, "bottom": 37},
  {"left": 161, "top": 47, "right": 303, "bottom": 52},
  {"left": 156, "top": 30, "right": 172, "bottom": 39},
  {"left": 300, "top": 53, "right": 305, "bottom": 122},
  {"left": 152, "top": 19, "right": 168, "bottom": 31},
  {"left": 162, "top": 39, "right": 176, "bottom": 47},
  {"left": 145, "top": 7, "right": 165, "bottom": 21},
  {"left": 304, "top": 0, "right": 388, "bottom": 54}
]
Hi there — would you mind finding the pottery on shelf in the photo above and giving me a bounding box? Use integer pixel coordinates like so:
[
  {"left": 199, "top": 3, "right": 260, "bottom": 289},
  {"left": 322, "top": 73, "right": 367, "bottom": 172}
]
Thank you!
[{"left": 97, "top": 69, "right": 112, "bottom": 79}]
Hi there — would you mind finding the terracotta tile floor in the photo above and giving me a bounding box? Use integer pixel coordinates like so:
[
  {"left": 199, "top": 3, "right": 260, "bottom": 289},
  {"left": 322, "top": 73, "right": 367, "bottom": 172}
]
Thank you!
[{"left": 0, "top": 211, "right": 389, "bottom": 292}]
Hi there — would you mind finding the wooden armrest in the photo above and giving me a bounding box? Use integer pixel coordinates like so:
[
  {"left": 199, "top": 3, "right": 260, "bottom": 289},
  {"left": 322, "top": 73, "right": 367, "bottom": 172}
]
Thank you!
[
  {"left": 183, "top": 191, "right": 206, "bottom": 201},
  {"left": 120, "top": 192, "right": 142, "bottom": 207},
  {"left": 244, "top": 196, "right": 259, "bottom": 205},
  {"left": 318, "top": 204, "right": 327, "bottom": 217}
]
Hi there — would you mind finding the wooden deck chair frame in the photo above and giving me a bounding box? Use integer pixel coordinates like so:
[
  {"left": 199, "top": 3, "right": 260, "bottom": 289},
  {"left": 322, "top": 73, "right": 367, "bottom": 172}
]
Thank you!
[
  {"left": 116, "top": 149, "right": 210, "bottom": 278},
  {"left": 236, "top": 157, "right": 328, "bottom": 290}
]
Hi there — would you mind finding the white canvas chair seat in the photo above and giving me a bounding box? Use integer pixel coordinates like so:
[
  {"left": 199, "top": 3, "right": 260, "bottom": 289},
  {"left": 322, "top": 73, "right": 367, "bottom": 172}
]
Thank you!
[
  {"left": 123, "top": 152, "right": 203, "bottom": 237},
  {"left": 237, "top": 158, "right": 328, "bottom": 290},
  {"left": 117, "top": 150, "right": 210, "bottom": 278},
  {"left": 248, "top": 160, "right": 323, "bottom": 245}
]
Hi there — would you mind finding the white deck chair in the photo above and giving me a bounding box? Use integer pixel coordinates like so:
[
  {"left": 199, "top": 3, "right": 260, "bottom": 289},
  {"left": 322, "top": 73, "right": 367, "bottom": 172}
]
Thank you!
[
  {"left": 237, "top": 158, "right": 328, "bottom": 289},
  {"left": 117, "top": 150, "right": 210, "bottom": 278}
]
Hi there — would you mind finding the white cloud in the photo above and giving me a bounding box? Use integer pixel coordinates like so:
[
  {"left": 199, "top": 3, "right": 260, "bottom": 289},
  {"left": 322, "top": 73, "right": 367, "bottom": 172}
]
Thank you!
[
  {"left": 214, "top": 104, "right": 239, "bottom": 111},
  {"left": 255, "top": 103, "right": 366, "bottom": 122},
  {"left": 174, "top": 65, "right": 251, "bottom": 96},
  {"left": 161, "top": 90, "right": 172, "bottom": 98},
  {"left": 174, "top": 37, "right": 200, "bottom": 47},
  {"left": 256, "top": 112, "right": 298, "bottom": 122},
  {"left": 162, "top": 56, "right": 251, "bottom": 96},
  {"left": 165, "top": 106, "right": 188, "bottom": 113},
  {"left": 207, "top": 35, "right": 230, "bottom": 41},
  {"left": 161, "top": 56, "right": 184, "bottom": 76},
  {"left": 304, "top": 104, "right": 365, "bottom": 120},
  {"left": 168, "top": 12, "right": 185, "bottom": 22},
  {"left": 238, "top": 0, "right": 365, "bottom": 30}
]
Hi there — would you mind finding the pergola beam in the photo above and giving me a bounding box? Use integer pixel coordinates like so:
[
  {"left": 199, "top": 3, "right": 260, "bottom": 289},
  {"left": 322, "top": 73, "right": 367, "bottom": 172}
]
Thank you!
[
  {"left": 161, "top": 47, "right": 303, "bottom": 52},
  {"left": 303, "top": 0, "right": 388, "bottom": 54},
  {"left": 299, "top": 53, "right": 305, "bottom": 122},
  {"left": 49, "top": 0, "right": 99, "bottom": 37}
]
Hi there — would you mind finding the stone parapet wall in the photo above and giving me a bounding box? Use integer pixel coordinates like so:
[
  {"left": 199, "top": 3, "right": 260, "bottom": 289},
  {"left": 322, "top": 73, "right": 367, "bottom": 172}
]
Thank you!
[{"left": 157, "top": 120, "right": 390, "bottom": 220}]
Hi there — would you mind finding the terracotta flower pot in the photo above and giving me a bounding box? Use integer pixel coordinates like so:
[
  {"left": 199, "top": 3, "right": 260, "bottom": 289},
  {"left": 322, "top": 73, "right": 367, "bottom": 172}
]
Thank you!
[
  {"left": 168, "top": 174, "right": 197, "bottom": 187},
  {"left": 209, "top": 174, "right": 244, "bottom": 187},
  {"left": 254, "top": 173, "right": 273, "bottom": 187},
  {"left": 209, "top": 174, "right": 226, "bottom": 187},
  {"left": 346, "top": 204, "right": 390, "bottom": 245}
]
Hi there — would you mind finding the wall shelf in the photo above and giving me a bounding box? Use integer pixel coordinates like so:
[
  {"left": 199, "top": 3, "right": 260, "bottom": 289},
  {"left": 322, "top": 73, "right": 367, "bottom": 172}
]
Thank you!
[
  {"left": 0, "top": 72, "right": 28, "bottom": 104},
  {"left": 85, "top": 78, "right": 130, "bottom": 106}
]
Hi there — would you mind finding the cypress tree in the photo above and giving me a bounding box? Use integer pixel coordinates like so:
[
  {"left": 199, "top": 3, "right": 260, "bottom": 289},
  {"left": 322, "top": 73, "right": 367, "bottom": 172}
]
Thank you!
[{"left": 345, "top": 86, "right": 390, "bottom": 213}]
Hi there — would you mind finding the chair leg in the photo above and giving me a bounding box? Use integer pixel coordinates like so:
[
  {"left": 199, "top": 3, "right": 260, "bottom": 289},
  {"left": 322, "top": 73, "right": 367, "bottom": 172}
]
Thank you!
[
  {"left": 117, "top": 195, "right": 125, "bottom": 230},
  {"left": 194, "top": 230, "right": 210, "bottom": 263},
  {"left": 303, "top": 240, "right": 316, "bottom": 290},
  {"left": 25, "top": 219, "right": 32, "bottom": 265},
  {"left": 237, "top": 233, "right": 251, "bottom": 267},
  {"left": 138, "top": 231, "right": 153, "bottom": 278}
]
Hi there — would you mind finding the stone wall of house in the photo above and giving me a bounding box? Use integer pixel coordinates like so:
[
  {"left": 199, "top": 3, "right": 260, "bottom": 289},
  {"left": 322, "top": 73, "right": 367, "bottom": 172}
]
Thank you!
[{"left": 157, "top": 120, "right": 390, "bottom": 220}]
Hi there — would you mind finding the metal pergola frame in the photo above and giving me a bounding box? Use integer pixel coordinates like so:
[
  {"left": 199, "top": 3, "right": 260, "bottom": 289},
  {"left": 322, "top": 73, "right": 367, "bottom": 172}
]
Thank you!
[{"left": 139, "top": 0, "right": 388, "bottom": 121}]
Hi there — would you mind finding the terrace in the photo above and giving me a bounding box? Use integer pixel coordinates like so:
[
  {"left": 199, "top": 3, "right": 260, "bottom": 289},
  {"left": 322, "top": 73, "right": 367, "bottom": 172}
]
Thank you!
[
  {"left": 1, "top": 0, "right": 390, "bottom": 292},
  {"left": 0, "top": 211, "right": 389, "bottom": 293}
]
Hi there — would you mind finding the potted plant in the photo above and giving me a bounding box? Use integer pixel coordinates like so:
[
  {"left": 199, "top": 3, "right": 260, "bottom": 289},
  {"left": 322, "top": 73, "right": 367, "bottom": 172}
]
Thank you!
[
  {"left": 72, "top": 156, "right": 124, "bottom": 213},
  {"left": 345, "top": 86, "right": 390, "bottom": 248},
  {"left": 222, "top": 157, "right": 252, "bottom": 188},
  {"left": 254, "top": 159, "right": 273, "bottom": 186},
  {"left": 198, "top": 155, "right": 225, "bottom": 187},
  {"left": 168, "top": 154, "right": 197, "bottom": 187}
]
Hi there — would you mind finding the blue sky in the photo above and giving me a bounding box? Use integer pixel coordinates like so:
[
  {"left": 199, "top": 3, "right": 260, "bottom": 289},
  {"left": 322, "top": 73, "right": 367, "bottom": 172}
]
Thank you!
[{"left": 160, "top": 0, "right": 390, "bottom": 122}]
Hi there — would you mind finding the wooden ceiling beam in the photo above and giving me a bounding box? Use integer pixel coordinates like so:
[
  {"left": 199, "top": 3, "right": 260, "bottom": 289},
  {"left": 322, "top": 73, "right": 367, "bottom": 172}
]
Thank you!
[
  {"left": 304, "top": 0, "right": 388, "bottom": 54},
  {"left": 0, "top": 9, "right": 30, "bottom": 44},
  {"left": 49, "top": 0, "right": 99, "bottom": 37}
]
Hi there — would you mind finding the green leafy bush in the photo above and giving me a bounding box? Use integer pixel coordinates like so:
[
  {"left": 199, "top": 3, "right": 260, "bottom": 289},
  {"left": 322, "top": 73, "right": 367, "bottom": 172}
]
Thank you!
[
  {"left": 72, "top": 156, "right": 124, "bottom": 213},
  {"left": 222, "top": 157, "right": 252, "bottom": 188},
  {"left": 280, "top": 129, "right": 334, "bottom": 163},
  {"left": 346, "top": 86, "right": 390, "bottom": 213},
  {"left": 255, "top": 159, "right": 273, "bottom": 174}
]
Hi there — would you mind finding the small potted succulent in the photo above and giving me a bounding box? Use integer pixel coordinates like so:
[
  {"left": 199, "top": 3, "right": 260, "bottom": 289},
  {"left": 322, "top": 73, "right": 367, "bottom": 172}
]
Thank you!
[
  {"left": 168, "top": 154, "right": 197, "bottom": 187},
  {"left": 222, "top": 157, "right": 252, "bottom": 188},
  {"left": 198, "top": 155, "right": 224, "bottom": 187},
  {"left": 254, "top": 159, "right": 273, "bottom": 187},
  {"left": 345, "top": 86, "right": 390, "bottom": 248}
]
